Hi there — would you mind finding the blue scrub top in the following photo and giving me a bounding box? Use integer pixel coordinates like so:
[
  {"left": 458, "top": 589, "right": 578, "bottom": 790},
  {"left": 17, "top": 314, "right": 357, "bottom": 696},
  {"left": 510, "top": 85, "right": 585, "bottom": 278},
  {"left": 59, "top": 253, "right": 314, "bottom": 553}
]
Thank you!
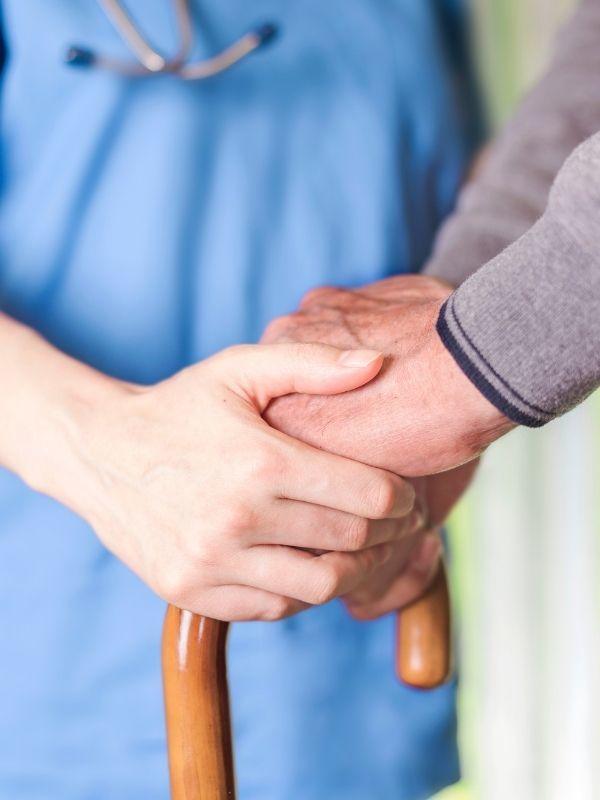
[{"left": 0, "top": 3, "right": 477, "bottom": 798}]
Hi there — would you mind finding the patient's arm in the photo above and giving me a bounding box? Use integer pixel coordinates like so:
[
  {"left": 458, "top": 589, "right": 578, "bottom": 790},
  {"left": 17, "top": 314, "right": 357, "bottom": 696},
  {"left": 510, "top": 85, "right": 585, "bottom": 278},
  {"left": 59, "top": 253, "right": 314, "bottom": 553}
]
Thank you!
[
  {"left": 265, "top": 1, "right": 600, "bottom": 475},
  {"left": 265, "top": 2, "right": 600, "bottom": 458},
  {"left": 262, "top": 3, "right": 600, "bottom": 616},
  {"left": 424, "top": 0, "right": 600, "bottom": 287}
]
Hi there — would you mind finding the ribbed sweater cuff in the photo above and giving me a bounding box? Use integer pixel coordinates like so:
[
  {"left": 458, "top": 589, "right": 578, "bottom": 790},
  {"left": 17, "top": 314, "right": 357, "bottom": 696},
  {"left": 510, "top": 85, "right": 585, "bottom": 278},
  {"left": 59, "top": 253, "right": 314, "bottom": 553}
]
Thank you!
[
  {"left": 437, "top": 295, "right": 548, "bottom": 427},
  {"left": 435, "top": 211, "right": 600, "bottom": 427}
]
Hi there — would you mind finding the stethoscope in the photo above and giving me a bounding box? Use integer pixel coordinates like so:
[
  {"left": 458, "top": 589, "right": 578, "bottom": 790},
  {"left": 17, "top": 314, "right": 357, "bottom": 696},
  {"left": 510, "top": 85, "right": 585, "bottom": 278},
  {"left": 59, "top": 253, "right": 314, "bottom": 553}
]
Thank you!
[{"left": 65, "top": 0, "right": 278, "bottom": 80}]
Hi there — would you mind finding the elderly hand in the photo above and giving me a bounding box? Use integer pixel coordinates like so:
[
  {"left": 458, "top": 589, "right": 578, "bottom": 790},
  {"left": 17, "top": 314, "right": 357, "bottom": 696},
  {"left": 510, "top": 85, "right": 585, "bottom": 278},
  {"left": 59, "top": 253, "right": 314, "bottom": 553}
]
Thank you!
[
  {"left": 264, "top": 275, "right": 510, "bottom": 476},
  {"left": 342, "top": 461, "right": 478, "bottom": 619},
  {"left": 262, "top": 275, "right": 510, "bottom": 618}
]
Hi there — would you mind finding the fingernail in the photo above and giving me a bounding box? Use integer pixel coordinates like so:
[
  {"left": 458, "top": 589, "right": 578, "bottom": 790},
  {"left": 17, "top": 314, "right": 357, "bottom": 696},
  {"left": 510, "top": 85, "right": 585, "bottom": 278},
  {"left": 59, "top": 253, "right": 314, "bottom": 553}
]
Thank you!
[
  {"left": 337, "top": 349, "right": 382, "bottom": 368},
  {"left": 406, "top": 509, "right": 426, "bottom": 536},
  {"left": 391, "top": 482, "right": 417, "bottom": 518},
  {"left": 410, "top": 535, "right": 442, "bottom": 574}
]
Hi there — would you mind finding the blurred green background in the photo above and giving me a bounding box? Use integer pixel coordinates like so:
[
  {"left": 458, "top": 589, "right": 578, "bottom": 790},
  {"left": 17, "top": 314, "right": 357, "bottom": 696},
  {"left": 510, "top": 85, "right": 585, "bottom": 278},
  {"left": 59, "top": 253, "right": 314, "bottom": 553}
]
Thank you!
[{"left": 432, "top": 2, "right": 600, "bottom": 799}]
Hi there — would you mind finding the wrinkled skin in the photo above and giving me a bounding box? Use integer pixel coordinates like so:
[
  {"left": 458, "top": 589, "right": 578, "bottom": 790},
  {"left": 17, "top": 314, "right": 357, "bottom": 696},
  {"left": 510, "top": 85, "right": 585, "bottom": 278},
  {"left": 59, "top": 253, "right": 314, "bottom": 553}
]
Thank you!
[
  {"left": 262, "top": 275, "right": 511, "bottom": 617},
  {"left": 264, "top": 275, "right": 507, "bottom": 476}
]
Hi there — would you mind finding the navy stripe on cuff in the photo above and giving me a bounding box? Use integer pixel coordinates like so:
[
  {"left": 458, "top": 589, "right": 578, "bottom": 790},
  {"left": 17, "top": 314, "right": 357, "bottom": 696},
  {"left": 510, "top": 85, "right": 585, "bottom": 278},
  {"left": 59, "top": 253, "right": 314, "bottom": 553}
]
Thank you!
[{"left": 436, "top": 301, "right": 546, "bottom": 428}]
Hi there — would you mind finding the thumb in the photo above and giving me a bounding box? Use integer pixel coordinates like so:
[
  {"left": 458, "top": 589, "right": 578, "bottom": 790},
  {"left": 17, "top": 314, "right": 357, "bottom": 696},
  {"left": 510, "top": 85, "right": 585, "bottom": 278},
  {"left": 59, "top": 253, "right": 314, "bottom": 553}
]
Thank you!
[{"left": 213, "top": 343, "right": 383, "bottom": 410}]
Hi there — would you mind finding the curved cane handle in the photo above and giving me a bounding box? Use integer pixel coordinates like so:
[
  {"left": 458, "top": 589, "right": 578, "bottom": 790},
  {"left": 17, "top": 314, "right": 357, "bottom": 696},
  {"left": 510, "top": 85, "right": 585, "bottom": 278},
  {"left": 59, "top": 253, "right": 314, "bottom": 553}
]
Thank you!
[
  {"left": 162, "top": 606, "right": 235, "bottom": 800},
  {"left": 396, "top": 561, "right": 452, "bottom": 689}
]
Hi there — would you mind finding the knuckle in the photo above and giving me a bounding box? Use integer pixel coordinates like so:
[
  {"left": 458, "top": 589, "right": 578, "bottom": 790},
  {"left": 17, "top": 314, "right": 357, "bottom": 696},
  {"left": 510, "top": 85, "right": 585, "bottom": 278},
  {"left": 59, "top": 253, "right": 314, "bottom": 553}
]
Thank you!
[
  {"left": 157, "top": 563, "right": 193, "bottom": 606},
  {"left": 209, "top": 343, "right": 252, "bottom": 371},
  {"left": 242, "top": 445, "right": 284, "bottom": 487},
  {"left": 311, "top": 563, "right": 342, "bottom": 605},
  {"left": 188, "top": 536, "right": 220, "bottom": 568},
  {"left": 354, "top": 548, "right": 376, "bottom": 576},
  {"left": 300, "top": 285, "right": 336, "bottom": 308},
  {"left": 260, "top": 596, "right": 293, "bottom": 622},
  {"left": 342, "top": 517, "right": 371, "bottom": 551},
  {"left": 263, "top": 315, "right": 293, "bottom": 342},
  {"left": 400, "top": 580, "right": 429, "bottom": 610},
  {"left": 366, "top": 476, "right": 398, "bottom": 519},
  {"left": 224, "top": 343, "right": 253, "bottom": 360},
  {"left": 348, "top": 604, "right": 379, "bottom": 621},
  {"left": 218, "top": 503, "right": 254, "bottom": 538}
]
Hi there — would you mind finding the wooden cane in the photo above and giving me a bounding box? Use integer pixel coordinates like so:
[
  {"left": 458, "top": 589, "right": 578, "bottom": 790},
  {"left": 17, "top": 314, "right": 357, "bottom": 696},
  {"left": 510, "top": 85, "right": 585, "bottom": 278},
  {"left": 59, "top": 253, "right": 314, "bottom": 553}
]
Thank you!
[
  {"left": 162, "top": 606, "right": 235, "bottom": 800},
  {"left": 162, "top": 562, "right": 451, "bottom": 799}
]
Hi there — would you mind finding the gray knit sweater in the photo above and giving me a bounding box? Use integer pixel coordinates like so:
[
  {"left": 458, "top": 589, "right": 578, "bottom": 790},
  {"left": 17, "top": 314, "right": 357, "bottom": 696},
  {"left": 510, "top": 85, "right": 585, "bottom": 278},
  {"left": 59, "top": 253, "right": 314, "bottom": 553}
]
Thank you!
[{"left": 424, "top": 0, "right": 600, "bottom": 426}]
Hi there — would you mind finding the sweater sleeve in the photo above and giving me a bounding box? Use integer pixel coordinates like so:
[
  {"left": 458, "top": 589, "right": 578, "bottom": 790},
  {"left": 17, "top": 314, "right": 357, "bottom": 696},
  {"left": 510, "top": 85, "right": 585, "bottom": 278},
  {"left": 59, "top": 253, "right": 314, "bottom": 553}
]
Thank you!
[
  {"left": 437, "top": 132, "right": 600, "bottom": 427},
  {"left": 421, "top": 0, "right": 600, "bottom": 426},
  {"left": 423, "top": 0, "right": 600, "bottom": 286}
]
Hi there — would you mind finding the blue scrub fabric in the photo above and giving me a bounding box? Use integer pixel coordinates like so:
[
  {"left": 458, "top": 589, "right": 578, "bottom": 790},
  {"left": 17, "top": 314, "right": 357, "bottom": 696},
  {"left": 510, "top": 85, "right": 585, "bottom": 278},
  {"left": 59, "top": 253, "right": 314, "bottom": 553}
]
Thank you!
[{"left": 0, "top": 2, "right": 478, "bottom": 798}]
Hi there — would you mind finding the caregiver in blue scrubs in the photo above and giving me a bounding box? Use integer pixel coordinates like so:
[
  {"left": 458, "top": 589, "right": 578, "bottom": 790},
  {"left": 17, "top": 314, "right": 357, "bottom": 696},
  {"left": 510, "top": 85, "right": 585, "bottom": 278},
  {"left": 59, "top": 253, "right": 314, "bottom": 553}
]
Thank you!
[{"left": 0, "top": 2, "right": 479, "bottom": 798}]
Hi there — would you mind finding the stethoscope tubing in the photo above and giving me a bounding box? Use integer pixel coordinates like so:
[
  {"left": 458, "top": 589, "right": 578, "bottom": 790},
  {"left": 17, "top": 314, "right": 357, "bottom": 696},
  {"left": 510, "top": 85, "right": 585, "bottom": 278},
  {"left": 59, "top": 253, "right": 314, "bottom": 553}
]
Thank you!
[{"left": 65, "top": 0, "right": 277, "bottom": 80}]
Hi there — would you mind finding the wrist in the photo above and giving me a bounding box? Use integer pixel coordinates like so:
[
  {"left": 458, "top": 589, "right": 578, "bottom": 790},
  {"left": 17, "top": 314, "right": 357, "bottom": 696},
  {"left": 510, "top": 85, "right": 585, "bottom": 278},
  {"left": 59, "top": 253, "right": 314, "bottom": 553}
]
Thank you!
[
  {"left": 0, "top": 318, "right": 127, "bottom": 514},
  {"left": 427, "top": 299, "right": 515, "bottom": 457}
]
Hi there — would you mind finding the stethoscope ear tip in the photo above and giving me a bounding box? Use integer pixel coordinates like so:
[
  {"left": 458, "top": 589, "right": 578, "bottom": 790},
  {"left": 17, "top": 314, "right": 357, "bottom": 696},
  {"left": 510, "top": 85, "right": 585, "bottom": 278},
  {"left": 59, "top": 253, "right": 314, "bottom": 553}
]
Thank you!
[
  {"left": 64, "top": 46, "right": 97, "bottom": 68},
  {"left": 254, "top": 23, "right": 279, "bottom": 49}
]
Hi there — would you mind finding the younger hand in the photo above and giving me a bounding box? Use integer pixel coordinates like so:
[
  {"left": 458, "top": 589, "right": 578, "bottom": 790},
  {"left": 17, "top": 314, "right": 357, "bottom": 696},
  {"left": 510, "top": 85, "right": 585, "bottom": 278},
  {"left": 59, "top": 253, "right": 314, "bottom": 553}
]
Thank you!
[{"left": 55, "top": 343, "right": 418, "bottom": 621}]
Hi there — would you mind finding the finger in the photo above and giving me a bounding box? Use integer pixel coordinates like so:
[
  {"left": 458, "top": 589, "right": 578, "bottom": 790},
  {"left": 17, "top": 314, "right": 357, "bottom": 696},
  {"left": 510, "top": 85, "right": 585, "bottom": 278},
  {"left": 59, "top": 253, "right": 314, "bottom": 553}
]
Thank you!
[
  {"left": 299, "top": 285, "right": 345, "bottom": 309},
  {"left": 345, "top": 532, "right": 443, "bottom": 620},
  {"left": 342, "top": 531, "right": 422, "bottom": 605},
  {"left": 210, "top": 342, "right": 384, "bottom": 410},
  {"left": 230, "top": 543, "right": 393, "bottom": 605},
  {"left": 258, "top": 500, "right": 424, "bottom": 551},
  {"left": 277, "top": 438, "right": 415, "bottom": 519},
  {"left": 261, "top": 314, "right": 297, "bottom": 344},
  {"left": 181, "top": 584, "right": 310, "bottom": 622},
  {"left": 261, "top": 311, "right": 344, "bottom": 346},
  {"left": 356, "top": 275, "right": 450, "bottom": 303}
]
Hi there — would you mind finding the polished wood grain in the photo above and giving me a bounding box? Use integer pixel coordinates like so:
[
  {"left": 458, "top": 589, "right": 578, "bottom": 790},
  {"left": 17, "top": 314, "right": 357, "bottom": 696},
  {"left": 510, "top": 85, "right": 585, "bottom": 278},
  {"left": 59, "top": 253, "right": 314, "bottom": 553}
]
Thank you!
[
  {"left": 396, "top": 561, "right": 452, "bottom": 689},
  {"left": 162, "top": 606, "right": 235, "bottom": 800}
]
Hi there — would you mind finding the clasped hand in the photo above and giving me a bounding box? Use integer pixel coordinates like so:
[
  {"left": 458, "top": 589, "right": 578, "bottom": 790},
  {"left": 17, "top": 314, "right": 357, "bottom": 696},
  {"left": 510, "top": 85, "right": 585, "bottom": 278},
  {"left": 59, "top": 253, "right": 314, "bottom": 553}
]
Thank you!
[
  {"left": 64, "top": 342, "right": 421, "bottom": 622},
  {"left": 263, "top": 274, "right": 511, "bottom": 618},
  {"left": 46, "top": 276, "right": 507, "bottom": 623}
]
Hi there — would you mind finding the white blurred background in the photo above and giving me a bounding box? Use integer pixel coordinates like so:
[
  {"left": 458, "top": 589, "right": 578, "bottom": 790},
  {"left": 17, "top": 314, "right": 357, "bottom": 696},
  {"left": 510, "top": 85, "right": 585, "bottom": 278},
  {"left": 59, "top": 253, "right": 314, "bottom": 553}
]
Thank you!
[{"left": 439, "top": 2, "right": 600, "bottom": 798}]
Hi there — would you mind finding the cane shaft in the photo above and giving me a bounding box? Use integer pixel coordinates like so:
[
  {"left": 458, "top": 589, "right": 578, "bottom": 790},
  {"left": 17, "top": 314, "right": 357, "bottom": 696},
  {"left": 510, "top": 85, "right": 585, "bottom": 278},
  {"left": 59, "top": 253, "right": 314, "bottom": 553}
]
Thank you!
[
  {"left": 161, "top": 567, "right": 449, "bottom": 800},
  {"left": 396, "top": 561, "right": 452, "bottom": 689},
  {"left": 162, "top": 607, "right": 235, "bottom": 800}
]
